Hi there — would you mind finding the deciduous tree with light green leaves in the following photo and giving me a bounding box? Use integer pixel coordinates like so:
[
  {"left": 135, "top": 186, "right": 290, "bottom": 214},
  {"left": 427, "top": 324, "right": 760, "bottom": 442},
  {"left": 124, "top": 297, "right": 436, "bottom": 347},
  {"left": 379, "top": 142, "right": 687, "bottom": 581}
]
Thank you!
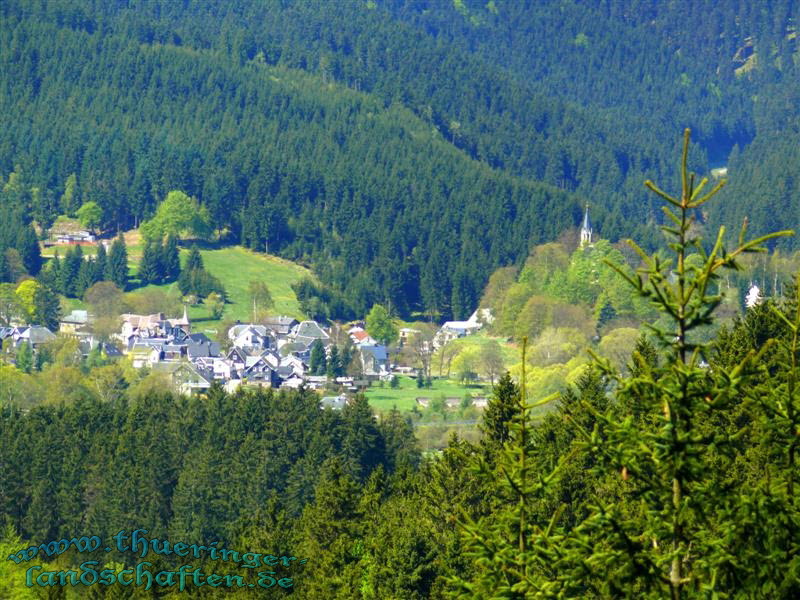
[
  {"left": 59, "top": 173, "right": 78, "bottom": 216},
  {"left": 366, "top": 303, "right": 398, "bottom": 346},
  {"left": 15, "top": 279, "right": 60, "bottom": 331},
  {"left": 139, "top": 190, "right": 212, "bottom": 241},
  {"left": 76, "top": 201, "right": 103, "bottom": 234},
  {"left": 248, "top": 280, "right": 274, "bottom": 322}
]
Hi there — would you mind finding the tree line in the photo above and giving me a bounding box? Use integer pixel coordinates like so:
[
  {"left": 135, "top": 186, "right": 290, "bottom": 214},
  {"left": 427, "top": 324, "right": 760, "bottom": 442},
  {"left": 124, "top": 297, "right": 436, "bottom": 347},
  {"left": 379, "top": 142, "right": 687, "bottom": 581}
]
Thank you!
[
  {"left": 39, "top": 237, "right": 128, "bottom": 298},
  {"left": 3, "top": 2, "right": 797, "bottom": 319},
  {"left": 5, "top": 128, "right": 797, "bottom": 598}
]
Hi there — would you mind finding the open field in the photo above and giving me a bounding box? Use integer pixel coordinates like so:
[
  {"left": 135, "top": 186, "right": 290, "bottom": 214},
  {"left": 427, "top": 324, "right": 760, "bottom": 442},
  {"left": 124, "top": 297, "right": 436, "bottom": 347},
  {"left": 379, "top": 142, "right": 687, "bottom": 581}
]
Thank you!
[
  {"left": 133, "top": 246, "right": 310, "bottom": 324},
  {"left": 195, "top": 246, "right": 310, "bottom": 322},
  {"left": 365, "top": 375, "right": 492, "bottom": 413},
  {"left": 46, "top": 238, "right": 310, "bottom": 325}
]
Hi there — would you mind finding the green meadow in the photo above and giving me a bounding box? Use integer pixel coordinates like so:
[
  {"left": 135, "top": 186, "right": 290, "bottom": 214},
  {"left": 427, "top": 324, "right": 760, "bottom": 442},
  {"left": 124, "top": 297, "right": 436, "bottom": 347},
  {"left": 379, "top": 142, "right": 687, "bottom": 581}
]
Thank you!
[
  {"left": 365, "top": 375, "right": 492, "bottom": 413},
  {"left": 138, "top": 245, "right": 311, "bottom": 323},
  {"left": 49, "top": 239, "right": 310, "bottom": 325}
]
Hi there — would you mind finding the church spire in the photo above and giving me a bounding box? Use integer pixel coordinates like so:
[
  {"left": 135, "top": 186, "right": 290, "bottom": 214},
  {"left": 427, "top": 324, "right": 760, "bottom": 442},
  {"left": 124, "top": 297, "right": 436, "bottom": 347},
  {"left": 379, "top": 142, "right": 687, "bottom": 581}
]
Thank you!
[{"left": 580, "top": 203, "right": 593, "bottom": 247}]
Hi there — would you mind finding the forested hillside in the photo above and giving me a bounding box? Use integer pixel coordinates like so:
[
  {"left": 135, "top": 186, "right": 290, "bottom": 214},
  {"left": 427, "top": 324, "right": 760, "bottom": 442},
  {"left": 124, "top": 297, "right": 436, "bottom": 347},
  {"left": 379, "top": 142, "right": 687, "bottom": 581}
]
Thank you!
[
  {"left": 3, "top": 115, "right": 800, "bottom": 595},
  {"left": 1, "top": 0, "right": 798, "bottom": 320}
]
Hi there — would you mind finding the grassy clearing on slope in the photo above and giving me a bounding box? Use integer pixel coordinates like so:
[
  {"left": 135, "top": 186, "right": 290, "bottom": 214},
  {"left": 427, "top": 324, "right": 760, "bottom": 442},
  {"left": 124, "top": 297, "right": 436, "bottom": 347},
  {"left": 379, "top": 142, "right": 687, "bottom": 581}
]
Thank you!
[
  {"left": 131, "top": 246, "right": 310, "bottom": 324},
  {"left": 46, "top": 240, "right": 310, "bottom": 326},
  {"left": 198, "top": 246, "right": 309, "bottom": 322}
]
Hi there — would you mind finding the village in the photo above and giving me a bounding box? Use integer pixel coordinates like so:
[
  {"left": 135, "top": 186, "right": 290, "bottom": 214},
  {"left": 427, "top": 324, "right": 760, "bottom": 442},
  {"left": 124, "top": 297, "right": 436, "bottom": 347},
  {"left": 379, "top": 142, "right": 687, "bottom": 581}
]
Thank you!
[
  {"left": 0, "top": 297, "right": 494, "bottom": 410},
  {"left": 2, "top": 211, "right": 770, "bottom": 414}
]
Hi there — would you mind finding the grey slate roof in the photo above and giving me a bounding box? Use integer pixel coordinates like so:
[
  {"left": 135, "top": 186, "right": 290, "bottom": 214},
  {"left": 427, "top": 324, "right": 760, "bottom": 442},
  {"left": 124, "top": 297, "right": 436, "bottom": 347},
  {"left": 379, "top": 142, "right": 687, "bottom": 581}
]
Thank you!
[
  {"left": 262, "top": 316, "right": 298, "bottom": 335},
  {"left": 186, "top": 341, "right": 220, "bottom": 359},
  {"left": 280, "top": 341, "right": 308, "bottom": 356},
  {"left": 292, "top": 320, "right": 328, "bottom": 341},
  {"left": 187, "top": 332, "right": 212, "bottom": 344},
  {"left": 360, "top": 344, "right": 388, "bottom": 362},
  {"left": 20, "top": 326, "right": 56, "bottom": 345},
  {"left": 274, "top": 365, "right": 296, "bottom": 378},
  {"left": 228, "top": 324, "right": 268, "bottom": 339},
  {"left": 101, "top": 342, "right": 123, "bottom": 357}
]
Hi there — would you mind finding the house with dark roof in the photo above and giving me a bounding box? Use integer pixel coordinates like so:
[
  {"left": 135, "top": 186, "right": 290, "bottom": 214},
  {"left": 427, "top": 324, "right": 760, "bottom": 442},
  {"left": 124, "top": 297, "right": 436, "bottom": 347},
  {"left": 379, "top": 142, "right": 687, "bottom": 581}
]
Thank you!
[
  {"left": 259, "top": 349, "right": 281, "bottom": 369},
  {"left": 12, "top": 326, "right": 56, "bottom": 348},
  {"left": 78, "top": 339, "right": 123, "bottom": 359},
  {"left": 262, "top": 316, "right": 299, "bottom": 337},
  {"left": 358, "top": 343, "right": 389, "bottom": 377},
  {"left": 152, "top": 361, "right": 213, "bottom": 395},
  {"left": 194, "top": 356, "right": 235, "bottom": 380},
  {"left": 186, "top": 338, "right": 221, "bottom": 360},
  {"left": 291, "top": 320, "right": 329, "bottom": 347},
  {"left": 279, "top": 354, "right": 307, "bottom": 377},
  {"left": 119, "top": 308, "right": 191, "bottom": 342},
  {"left": 59, "top": 310, "right": 93, "bottom": 335},
  {"left": 228, "top": 324, "right": 273, "bottom": 352},
  {"left": 241, "top": 357, "right": 282, "bottom": 388},
  {"left": 128, "top": 340, "right": 169, "bottom": 368},
  {"left": 226, "top": 347, "right": 248, "bottom": 372}
]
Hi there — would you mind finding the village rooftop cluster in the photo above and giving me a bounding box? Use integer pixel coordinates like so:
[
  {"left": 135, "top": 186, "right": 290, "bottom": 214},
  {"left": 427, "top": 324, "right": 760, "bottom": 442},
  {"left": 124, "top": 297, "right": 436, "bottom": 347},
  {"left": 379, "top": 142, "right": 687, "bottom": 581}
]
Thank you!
[{"left": 1, "top": 306, "right": 492, "bottom": 409}]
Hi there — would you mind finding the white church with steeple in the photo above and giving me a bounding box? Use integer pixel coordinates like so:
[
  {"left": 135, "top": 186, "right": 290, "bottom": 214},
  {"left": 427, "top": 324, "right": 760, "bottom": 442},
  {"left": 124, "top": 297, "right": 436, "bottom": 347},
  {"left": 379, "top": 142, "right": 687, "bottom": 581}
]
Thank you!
[{"left": 580, "top": 203, "right": 593, "bottom": 247}]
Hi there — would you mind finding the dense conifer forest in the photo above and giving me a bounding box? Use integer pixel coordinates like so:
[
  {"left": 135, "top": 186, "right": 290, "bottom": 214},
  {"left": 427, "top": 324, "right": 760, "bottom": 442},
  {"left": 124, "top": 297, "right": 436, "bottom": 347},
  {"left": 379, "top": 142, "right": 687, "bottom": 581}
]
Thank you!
[
  {"left": 3, "top": 129, "right": 800, "bottom": 597},
  {"left": 2, "top": 2, "right": 800, "bottom": 596},
  {"left": 1, "top": 0, "right": 798, "bottom": 318}
]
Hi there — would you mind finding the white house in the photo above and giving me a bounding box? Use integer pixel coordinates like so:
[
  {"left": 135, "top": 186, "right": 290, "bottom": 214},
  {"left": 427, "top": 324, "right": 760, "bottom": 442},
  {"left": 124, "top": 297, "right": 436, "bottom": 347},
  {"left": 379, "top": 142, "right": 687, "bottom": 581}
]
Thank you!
[{"left": 434, "top": 308, "right": 493, "bottom": 348}]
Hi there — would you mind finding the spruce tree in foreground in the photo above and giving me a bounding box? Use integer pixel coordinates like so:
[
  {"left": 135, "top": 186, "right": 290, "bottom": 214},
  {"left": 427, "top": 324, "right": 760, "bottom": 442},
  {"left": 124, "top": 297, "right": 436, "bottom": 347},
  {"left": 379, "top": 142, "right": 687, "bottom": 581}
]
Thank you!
[
  {"left": 564, "top": 130, "right": 792, "bottom": 598},
  {"left": 15, "top": 225, "right": 41, "bottom": 276},
  {"left": 449, "top": 129, "right": 799, "bottom": 598},
  {"left": 479, "top": 371, "right": 519, "bottom": 454}
]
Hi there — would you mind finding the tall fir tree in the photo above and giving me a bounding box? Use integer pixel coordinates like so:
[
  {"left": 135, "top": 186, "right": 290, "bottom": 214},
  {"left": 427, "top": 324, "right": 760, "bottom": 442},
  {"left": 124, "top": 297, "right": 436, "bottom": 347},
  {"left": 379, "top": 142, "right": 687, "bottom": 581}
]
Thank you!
[
  {"left": 60, "top": 245, "right": 82, "bottom": 297},
  {"left": 479, "top": 371, "right": 519, "bottom": 455},
  {"left": 33, "top": 284, "right": 61, "bottom": 330},
  {"left": 309, "top": 339, "right": 327, "bottom": 376},
  {"left": 185, "top": 246, "right": 203, "bottom": 271},
  {"left": 15, "top": 341, "right": 33, "bottom": 373},
  {"left": 297, "top": 456, "right": 365, "bottom": 599},
  {"left": 0, "top": 251, "right": 8, "bottom": 283},
  {"left": 106, "top": 235, "right": 128, "bottom": 290},
  {"left": 151, "top": 236, "right": 165, "bottom": 283},
  {"left": 341, "top": 395, "right": 384, "bottom": 481},
  {"left": 327, "top": 344, "right": 341, "bottom": 378},
  {"left": 15, "top": 225, "right": 41, "bottom": 275},
  {"left": 162, "top": 235, "right": 180, "bottom": 281},
  {"left": 178, "top": 246, "right": 203, "bottom": 295},
  {"left": 138, "top": 240, "right": 159, "bottom": 285},
  {"left": 39, "top": 250, "right": 60, "bottom": 292},
  {"left": 94, "top": 242, "right": 107, "bottom": 283},
  {"left": 75, "top": 258, "right": 96, "bottom": 298}
]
